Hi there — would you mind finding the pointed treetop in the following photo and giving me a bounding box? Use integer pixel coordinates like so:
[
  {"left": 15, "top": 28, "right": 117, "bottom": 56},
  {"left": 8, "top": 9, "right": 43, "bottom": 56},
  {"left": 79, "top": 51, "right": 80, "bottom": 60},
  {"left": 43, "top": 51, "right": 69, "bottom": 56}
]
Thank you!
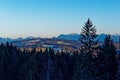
[
  {"left": 80, "top": 18, "right": 98, "bottom": 51},
  {"left": 88, "top": 18, "right": 90, "bottom": 22},
  {"left": 85, "top": 18, "right": 93, "bottom": 28}
]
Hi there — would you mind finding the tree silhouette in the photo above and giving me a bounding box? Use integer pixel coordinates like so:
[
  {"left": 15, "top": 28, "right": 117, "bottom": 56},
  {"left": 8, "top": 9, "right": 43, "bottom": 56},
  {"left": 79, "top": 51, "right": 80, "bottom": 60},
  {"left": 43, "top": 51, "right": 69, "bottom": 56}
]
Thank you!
[
  {"left": 99, "top": 34, "right": 118, "bottom": 80},
  {"left": 78, "top": 18, "right": 98, "bottom": 80},
  {"left": 79, "top": 18, "right": 98, "bottom": 53}
]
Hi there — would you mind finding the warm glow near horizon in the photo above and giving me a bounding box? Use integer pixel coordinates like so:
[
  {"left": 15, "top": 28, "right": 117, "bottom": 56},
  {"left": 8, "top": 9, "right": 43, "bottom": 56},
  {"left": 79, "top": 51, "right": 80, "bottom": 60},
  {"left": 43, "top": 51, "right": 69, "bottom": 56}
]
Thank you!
[{"left": 0, "top": 0, "right": 120, "bottom": 38}]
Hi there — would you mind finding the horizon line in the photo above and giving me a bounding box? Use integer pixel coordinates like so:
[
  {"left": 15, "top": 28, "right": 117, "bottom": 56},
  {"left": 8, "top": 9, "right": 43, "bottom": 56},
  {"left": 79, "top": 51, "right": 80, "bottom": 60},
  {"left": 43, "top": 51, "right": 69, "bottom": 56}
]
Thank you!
[{"left": 0, "top": 33, "right": 120, "bottom": 39}]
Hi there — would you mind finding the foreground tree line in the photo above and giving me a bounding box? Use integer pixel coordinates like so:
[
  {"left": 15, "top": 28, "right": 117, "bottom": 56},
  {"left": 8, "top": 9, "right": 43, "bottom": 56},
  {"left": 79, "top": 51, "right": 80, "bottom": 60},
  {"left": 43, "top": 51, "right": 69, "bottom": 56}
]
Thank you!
[{"left": 0, "top": 19, "right": 119, "bottom": 80}]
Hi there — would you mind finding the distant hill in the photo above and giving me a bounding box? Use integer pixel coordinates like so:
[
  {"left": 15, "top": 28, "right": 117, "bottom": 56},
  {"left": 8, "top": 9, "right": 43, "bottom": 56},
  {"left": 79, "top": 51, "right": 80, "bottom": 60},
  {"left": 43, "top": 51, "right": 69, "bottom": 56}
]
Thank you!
[
  {"left": 0, "top": 33, "right": 119, "bottom": 43},
  {"left": 57, "top": 33, "right": 120, "bottom": 42},
  {"left": 0, "top": 37, "right": 13, "bottom": 43},
  {"left": 0, "top": 36, "right": 36, "bottom": 43},
  {"left": 57, "top": 33, "right": 80, "bottom": 41}
]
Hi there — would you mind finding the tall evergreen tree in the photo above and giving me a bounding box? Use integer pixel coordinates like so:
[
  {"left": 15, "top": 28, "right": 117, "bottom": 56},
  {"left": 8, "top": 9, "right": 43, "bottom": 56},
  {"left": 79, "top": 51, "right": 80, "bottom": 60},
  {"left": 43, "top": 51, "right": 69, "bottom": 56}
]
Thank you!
[
  {"left": 99, "top": 34, "right": 118, "bottom": 80},
  {"left": 75, "top": 18, "right": 98, "bottom": 80},
  {"left": 79, "top": 18, "right": 98, "bottom": 53}
]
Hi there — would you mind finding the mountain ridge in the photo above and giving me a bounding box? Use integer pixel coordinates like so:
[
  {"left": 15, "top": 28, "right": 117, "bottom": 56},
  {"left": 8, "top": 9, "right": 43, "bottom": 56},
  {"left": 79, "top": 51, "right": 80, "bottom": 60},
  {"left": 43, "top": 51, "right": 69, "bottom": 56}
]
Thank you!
[
  {"left": 0, "top": 33, "right": 119, "bottom": 43},
  {"left": 57, "top": 33, "right": 120, "bottom": 42}
]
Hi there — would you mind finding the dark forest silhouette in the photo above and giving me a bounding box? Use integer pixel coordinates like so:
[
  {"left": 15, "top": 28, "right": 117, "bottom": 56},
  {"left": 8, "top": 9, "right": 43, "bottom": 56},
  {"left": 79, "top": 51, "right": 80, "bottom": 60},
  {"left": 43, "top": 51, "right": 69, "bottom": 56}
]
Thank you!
[{"left": 0, "top": 19, "right": 119, "bottom": 80}]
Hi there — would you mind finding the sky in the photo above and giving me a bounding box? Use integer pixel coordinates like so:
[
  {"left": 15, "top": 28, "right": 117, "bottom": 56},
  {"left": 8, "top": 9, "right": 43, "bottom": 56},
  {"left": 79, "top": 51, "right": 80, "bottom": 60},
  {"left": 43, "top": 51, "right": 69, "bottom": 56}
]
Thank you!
[{"left": 0, "top": 0, "right": 120, "bottom": 38}]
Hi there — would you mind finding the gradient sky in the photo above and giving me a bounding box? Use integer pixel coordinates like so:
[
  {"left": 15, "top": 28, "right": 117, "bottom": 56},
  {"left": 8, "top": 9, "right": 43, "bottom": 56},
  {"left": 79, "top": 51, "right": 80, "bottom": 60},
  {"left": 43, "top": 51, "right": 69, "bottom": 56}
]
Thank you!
[{"left": 0, "top": 0, "right": 120, "bottom": 38}]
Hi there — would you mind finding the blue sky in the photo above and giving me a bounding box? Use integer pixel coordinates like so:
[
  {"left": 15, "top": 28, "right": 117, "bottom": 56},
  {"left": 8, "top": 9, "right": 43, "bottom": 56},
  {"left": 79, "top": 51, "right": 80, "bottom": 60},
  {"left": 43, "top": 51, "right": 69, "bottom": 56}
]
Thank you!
[{"left": 0, "top": 0, "right": 120, "bottom": 38}]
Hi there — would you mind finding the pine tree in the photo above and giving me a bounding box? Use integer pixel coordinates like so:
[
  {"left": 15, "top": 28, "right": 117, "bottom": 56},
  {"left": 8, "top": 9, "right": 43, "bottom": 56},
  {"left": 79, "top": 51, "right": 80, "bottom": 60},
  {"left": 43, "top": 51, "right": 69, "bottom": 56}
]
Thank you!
[
  {"left": 0, "top": 43, "right": 5, "bottom": 80},
  {"left": 99, "top": 34, "right": 118, "bottom": 80},
  {"left": 72, "top": 51, "right": 82, "bottom": 80},
  {"left": 79, "top": 18, "right": 98, "bottom": 52},
  {"left": 78, "top": 18, "right": 98, "bottom": 80}
]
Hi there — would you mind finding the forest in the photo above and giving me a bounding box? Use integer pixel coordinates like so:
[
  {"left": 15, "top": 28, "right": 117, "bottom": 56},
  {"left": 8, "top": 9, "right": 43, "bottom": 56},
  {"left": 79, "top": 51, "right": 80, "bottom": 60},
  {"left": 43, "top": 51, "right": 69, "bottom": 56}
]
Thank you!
[{"left": 0, "top": 19, "right": 119, "bottom": 80}]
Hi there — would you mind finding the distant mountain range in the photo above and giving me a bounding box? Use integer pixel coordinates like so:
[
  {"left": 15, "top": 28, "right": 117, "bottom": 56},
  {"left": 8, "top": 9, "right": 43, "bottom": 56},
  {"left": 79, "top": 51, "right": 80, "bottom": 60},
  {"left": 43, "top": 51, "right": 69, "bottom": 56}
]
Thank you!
[
  {"left": 57, "top": 33, "right": 120, "bottom": 42},
  {"left": 0, "top": 36, "right": 36, "bottom": 43},
  {"left": 57, "top": 33, "right": 80, "bottom": 41},
  {"left": 0, "top": 33, "right": 119, "bottom": 43}
]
